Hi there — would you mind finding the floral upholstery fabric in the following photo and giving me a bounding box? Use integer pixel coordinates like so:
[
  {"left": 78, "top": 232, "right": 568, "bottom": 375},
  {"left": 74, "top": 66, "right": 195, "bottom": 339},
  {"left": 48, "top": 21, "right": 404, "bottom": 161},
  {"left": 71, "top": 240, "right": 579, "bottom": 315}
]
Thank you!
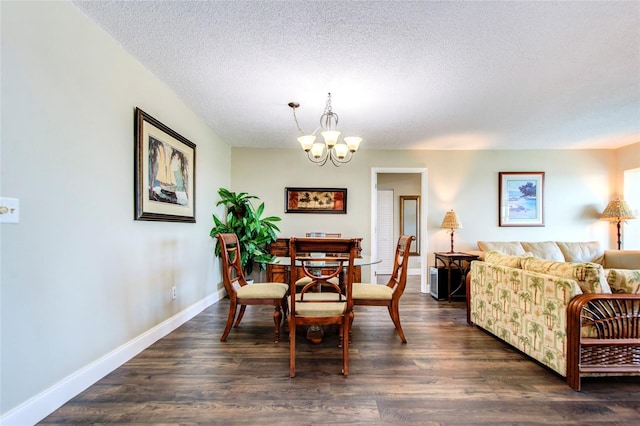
[
  {"left": 469, "top": 261, "right": 583, "bottom": 376},
  {"left": 484, "top": 251, "right": 532, "bottom": 268},
  {"left": 520, "top": 257, "right": 611, "bottom": 294},
  {"left": 606, "top": 269, "right": 640, "bottom": 294}
]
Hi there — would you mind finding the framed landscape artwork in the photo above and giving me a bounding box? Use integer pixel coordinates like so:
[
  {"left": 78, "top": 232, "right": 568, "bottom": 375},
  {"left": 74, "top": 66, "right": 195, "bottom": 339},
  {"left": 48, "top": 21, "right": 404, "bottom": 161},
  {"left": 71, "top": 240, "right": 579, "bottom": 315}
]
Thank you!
[
  {"left": 134, "top": 108, "right": 196, "bottom": 222},
  {"left": 499, "top": 172, "right": 544, "bottom": 227},
  {"left": 285, "top": 187, "right": 347, "bottom": 214}
]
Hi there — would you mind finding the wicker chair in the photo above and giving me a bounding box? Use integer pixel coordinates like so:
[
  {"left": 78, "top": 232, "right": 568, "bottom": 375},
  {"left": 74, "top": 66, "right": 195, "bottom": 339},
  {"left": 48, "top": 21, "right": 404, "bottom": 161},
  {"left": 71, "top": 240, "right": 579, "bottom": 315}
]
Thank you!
[{"left": 566, "top": 294, "right": 640, "bottom": 390}]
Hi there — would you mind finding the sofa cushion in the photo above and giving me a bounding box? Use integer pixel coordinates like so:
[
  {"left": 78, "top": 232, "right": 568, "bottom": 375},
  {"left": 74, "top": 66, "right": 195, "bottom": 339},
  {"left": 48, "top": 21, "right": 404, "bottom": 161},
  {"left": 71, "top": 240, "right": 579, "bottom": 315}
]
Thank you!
[
  {"left": 484, "top": 250, "right": 531, "bottom": 268},
  {"left": 603, "top": 250, "right": 640, "bottom": 269},
  {"left": 520, "top": 257, "right": 611, "bottom": 294},
  {"left": 521, "top": 241, "right": 565, "bottom": 261},
  {"left": 606, "top": 269, "right": 640, "bottom": 294},
  {"left": 477, "top": 241, "right": 525, "bottom": 255},
  {"left": 556, "top": 241, "right": 603, "bottom": 264}
]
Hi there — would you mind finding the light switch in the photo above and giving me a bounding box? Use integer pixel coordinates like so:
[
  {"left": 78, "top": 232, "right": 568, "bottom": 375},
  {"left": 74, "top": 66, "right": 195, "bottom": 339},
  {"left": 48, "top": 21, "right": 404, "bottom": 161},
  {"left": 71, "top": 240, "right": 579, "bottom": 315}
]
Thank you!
[{"left": 0, "top": 197, "right": 20, "bottom": 224}]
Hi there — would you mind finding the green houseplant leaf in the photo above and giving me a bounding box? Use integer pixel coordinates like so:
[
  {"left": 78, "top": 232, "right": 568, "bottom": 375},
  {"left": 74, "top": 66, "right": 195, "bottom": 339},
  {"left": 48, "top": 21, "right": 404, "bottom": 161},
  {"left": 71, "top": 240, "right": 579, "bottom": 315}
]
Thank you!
[{"left": 210, "top": 188, "right": 281, "bottom": 276}]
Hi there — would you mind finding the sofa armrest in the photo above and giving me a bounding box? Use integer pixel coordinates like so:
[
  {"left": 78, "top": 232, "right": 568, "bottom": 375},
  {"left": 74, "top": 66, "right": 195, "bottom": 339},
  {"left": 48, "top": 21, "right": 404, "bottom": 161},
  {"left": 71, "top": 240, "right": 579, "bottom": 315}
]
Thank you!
[
  {"left": 602, "top": 250, "right": 640, "bottom": 269},
  {"left": 566, "top": 293, "right": 640, "bottom": 390}
]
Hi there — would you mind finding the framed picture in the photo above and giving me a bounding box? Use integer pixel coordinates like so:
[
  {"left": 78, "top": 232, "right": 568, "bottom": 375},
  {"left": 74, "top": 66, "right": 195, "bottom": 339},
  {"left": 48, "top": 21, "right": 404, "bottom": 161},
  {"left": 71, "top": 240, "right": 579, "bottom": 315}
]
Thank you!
[
  {"left": 499, "top": 172, "right": 544, "bottom": 227},
  {"left": 285, "top": 187, "right": 347, "bottom": 214},
  {"left": 134, "top": 108, "right": 196, "bottom": 222}
]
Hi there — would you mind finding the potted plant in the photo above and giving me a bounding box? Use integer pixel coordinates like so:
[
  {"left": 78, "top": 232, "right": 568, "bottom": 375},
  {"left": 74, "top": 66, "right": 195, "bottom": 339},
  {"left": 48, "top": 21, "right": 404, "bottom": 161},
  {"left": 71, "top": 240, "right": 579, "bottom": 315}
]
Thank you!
[{"left": 210, "top": 188, "right": 281, "bottom": 277}]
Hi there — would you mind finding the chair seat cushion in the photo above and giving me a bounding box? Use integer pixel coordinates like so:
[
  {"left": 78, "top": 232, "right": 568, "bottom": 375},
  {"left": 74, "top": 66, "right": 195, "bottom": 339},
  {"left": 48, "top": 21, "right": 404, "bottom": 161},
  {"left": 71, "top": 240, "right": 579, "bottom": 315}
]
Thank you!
[
  {"left": 237, "top": 282, "right": 288, "bottom": 299},
  {"left": 352, "top": 283, "right": 393, "bottom": 300},
  {"left": 290, "top": 292, "right": 345, "bottom": 316}
]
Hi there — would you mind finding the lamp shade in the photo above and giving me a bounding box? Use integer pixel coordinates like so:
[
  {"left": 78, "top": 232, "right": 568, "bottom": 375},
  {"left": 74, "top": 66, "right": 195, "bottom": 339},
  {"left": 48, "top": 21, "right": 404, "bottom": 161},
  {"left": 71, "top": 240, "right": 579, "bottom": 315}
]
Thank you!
[
  {"left": 600, "top": 199, "right": 636, "bottom": 220},
  {"left": 440, "top": 210, "right": 462, "bottom": 229}
]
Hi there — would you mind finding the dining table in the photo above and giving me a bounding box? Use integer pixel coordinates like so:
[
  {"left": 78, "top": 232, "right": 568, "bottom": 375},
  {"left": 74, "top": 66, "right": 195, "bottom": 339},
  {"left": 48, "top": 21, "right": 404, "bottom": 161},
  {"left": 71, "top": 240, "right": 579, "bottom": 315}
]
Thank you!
[
  {"left": 269, "top": 255, "right": 381, "bottom": 343},
  {"left": 271, "top": 255, "right": 381, "bottom": 268}
]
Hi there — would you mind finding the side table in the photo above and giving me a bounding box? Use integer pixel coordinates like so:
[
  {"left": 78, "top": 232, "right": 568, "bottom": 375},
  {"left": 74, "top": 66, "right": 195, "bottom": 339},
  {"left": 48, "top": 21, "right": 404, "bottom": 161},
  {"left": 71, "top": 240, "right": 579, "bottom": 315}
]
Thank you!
[{"left": 434, "top": 252, "right": 479, "bottom": 302}]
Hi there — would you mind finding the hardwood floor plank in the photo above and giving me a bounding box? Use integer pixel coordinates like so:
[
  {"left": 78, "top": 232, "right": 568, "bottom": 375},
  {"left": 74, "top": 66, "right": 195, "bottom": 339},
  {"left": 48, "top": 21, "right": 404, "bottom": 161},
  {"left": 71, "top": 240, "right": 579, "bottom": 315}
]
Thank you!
[{"left": 40, "top": 278, "right": 640, "bottom": 425}]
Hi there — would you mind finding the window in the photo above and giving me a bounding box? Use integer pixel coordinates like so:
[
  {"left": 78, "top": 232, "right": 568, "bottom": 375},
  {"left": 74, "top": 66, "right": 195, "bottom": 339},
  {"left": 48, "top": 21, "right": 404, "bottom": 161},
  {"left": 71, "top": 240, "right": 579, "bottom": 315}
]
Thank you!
[{"left": 623, "top": 168, "right": 640, "bottom": 249}]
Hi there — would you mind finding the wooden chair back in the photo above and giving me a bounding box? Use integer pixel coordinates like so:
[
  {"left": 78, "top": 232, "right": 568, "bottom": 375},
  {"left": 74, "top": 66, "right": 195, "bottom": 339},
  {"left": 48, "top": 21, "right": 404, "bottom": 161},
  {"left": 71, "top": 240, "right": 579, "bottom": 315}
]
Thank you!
[
  {"left": 217, "top": 233, "right": 249, "bottom": 294},
  {"left": 288, "top": 237, "right": 358, "bottom": 377},
  {"left": 386, "top": 234, "right": 414, "bottom": 297}
]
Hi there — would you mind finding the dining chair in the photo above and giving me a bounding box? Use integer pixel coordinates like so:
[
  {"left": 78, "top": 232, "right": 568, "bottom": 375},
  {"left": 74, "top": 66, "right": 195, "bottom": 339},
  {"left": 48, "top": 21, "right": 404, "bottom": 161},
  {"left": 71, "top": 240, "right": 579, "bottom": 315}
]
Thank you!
[
  {"left": 288, "top": 237, "right": 358, "bottom": 377},
  {"left": 294, "top": 232, "right": 343, "bottom": 289},
  {"left": 216, "top": 233, "right": 289, "bottom": 342},
  {"left": 351, "top": 234, "right": 414, "bottom": 343}
]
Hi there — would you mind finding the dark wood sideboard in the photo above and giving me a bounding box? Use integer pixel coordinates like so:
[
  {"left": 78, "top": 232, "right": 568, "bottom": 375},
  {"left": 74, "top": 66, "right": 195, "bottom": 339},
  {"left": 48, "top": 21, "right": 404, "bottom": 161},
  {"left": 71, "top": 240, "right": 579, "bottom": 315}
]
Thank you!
[{"left": 266, "top": 238, "right": 363, "bottom": 284}]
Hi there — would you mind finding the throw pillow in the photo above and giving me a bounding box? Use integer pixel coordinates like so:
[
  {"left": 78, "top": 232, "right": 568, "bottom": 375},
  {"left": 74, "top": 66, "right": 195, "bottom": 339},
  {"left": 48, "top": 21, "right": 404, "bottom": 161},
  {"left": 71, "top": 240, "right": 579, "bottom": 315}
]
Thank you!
[
  {"left": 521, "top": 241, "right": 565, "bottom": 261},
  {"left": 521, "top": 257, "right": 611, "bottom": 294},
  {"left": 477, "top": 241, "right": 525, "bottom": 255},
  {"left": 606, "top": 269, "right": 640, "bottom": 294},
  {"left": 556, "top": 241, "right": 604, "bottom": 264}
]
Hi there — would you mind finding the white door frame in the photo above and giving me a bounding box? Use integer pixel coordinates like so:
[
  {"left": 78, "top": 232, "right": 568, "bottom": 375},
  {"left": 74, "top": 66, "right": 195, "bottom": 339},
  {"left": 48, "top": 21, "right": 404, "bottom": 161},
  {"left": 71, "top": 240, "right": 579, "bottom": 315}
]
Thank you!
[{"left": 371, "top": 167, "right": 428, "bottom": 293}]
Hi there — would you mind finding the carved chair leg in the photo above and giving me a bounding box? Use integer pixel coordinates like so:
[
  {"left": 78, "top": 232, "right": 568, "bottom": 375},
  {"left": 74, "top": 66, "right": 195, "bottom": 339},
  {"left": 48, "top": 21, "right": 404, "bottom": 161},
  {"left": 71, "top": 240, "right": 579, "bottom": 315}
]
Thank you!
[
  {"left": 220, "top": 301, "right": 238, "bottom": 342},
  {"left": 233, "top": 305, "right": 247, "bottom": 328},
  {"left": 289, "top": 317, "right": 296, "bottom": 378},
  {"left": 273, "top": 305, "right": 282, "bottom": 343},
  {"left": 348, "top": 311, "right": 354, "bottom": 343},
  {"left": 281, "top": 296, "right": 289, "bottom": 322},
  {"left": 388, "top": 302, "right": 407, "bottom": 343},
  {"left": 342, "top": 318, "right": 350, "bottom": 376}
]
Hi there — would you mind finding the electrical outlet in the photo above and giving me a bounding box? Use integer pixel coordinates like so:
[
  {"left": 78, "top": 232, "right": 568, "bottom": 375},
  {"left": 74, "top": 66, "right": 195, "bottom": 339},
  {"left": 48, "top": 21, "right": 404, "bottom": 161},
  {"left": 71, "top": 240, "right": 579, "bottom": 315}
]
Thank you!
[
  {"left": 171, "top": 286, "right": 177, "bottom": 300},
  {"left": 0, "top": 197, "right": 19, "bottom": 224}
]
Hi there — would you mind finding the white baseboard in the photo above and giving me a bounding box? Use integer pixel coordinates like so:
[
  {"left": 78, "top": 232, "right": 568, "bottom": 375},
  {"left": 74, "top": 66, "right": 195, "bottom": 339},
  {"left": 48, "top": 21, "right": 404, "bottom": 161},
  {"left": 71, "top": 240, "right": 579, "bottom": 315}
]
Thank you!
[
  {"left": 408, "top": 268, "right": 421, "bottom": 275},
  {"left": 1, "top": 289, "right": 224, "bottom": 426}
]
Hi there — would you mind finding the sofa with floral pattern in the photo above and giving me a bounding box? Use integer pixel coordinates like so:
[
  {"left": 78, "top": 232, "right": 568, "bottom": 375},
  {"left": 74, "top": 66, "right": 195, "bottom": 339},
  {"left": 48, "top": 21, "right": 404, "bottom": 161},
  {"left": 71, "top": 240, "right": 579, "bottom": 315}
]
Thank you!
[{"left": 467, "top": 241, "right": 640, "bottom": 390}]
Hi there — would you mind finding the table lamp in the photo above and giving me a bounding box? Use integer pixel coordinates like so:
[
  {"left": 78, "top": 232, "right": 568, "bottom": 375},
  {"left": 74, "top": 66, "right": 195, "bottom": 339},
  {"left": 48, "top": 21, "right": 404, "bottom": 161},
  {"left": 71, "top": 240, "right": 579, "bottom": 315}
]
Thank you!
[
  {"left": 440, "top": 210, "right": 462, "bottom": 253},
  {"left": 600, "top": 199, "right": 636, "bottom": 250}
]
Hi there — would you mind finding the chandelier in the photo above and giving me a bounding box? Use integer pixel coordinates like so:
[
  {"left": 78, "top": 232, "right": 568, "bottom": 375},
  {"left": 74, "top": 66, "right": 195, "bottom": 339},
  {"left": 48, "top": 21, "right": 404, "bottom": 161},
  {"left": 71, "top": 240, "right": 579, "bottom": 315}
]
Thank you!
[{"left": 288, "top": 93, "right": 362, "bottom": 167}]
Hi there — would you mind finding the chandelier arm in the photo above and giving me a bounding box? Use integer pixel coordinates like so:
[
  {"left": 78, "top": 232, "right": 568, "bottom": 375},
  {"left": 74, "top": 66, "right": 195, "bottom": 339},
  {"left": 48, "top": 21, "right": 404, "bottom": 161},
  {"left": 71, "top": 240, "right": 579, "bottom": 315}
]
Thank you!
[
  {"left": 320, "top": 111, "right": 339, "bottom": 131},
  {"left": 328, "top": 150, "right": 353, "bottom": 167},
  {"left": 307, "top": 149, "right": 329, "bottom": 166}
]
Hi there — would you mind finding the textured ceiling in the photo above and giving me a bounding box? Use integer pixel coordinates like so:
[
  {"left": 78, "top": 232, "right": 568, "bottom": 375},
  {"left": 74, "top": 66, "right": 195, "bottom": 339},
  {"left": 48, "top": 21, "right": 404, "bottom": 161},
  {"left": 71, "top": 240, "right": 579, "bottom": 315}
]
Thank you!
[{"left": 73, "top": 1, "right": 640, "bottom": 150}]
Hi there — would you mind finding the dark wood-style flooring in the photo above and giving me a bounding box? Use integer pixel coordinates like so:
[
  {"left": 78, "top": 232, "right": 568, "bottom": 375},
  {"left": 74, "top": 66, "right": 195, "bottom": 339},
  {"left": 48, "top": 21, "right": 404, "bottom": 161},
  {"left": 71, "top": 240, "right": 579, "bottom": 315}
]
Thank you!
[{"left": 41, "top": 277, "right": 640, "bottom": 425}]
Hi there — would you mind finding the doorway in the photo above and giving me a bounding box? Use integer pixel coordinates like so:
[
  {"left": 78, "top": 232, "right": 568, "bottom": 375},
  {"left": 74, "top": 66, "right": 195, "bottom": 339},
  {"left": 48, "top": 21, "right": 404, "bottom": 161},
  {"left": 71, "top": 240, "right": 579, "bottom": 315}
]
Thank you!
[{"left": 370, "top": 168, "right": 428, "bottom": 293}]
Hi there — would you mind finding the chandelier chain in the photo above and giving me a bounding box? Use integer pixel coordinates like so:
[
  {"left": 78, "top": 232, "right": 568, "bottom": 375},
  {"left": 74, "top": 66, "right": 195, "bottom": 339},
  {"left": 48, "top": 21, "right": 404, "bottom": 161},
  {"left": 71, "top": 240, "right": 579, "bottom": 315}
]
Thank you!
[
  {"left": 320, "top": 92, "right": 338, "bottom": 131},
  {"left": 291, "top": 106, "right": 305, "bottom": 135}
]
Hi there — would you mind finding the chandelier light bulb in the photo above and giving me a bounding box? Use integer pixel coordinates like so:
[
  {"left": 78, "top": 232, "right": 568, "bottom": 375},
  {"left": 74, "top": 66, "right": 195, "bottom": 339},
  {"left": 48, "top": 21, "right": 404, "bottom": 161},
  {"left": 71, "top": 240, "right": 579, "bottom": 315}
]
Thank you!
[
  {"left": 344, "top": 136, "right": 362, "bottom": 152},
  {"left": 334, "top": 143, "right": 349, "bottom": 159},
  {"left": 297, "top": 135, "right": 316, "bottom": 152},
  {"left": 321, "top": 130, "right": 340, "bottom": 149},
  {"left": 310, "top": 142, "right": 325, "bottom": 159}
]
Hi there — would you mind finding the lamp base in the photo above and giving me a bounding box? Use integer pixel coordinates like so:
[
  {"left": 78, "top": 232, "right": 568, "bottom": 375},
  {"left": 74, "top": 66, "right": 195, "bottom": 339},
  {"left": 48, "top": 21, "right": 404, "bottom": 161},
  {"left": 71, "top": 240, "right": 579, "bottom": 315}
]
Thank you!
[{"left": 449, "top": 231, "right": 455, "bottom": 253}]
